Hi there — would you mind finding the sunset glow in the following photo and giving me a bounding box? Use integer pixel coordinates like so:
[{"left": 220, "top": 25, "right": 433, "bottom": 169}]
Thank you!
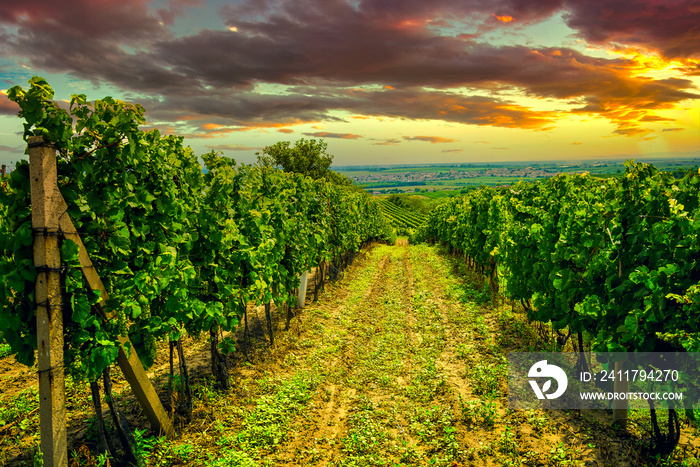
[{"left": 0, "top": 0, "right": 698, "bottom": 166}]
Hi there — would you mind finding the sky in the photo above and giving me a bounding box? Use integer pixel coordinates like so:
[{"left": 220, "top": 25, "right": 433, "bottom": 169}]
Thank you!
[{"left": 1, "top": 0, "right": 700, "bottom": 167}]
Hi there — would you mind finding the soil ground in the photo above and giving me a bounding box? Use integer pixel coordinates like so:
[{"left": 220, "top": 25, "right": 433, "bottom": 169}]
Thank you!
[{"left": 1, "top": 243, "right": 699, "bottom": 466}]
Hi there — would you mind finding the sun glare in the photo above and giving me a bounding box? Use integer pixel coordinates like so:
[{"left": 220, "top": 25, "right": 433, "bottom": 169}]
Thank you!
[{"left": 608, "top": 47, "right": 698, "bottom": 80}]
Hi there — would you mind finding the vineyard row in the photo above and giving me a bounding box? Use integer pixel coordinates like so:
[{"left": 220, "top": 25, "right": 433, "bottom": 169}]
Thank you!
[
  {"left": 416, "top": 164, "right": 700, "bottom": 356},
  {"left": 0, "top": 77, "right": 395, "bottom": 411}
]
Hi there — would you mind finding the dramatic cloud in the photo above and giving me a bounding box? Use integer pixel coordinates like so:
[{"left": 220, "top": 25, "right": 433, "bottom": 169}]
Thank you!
[
  {"left": 0, "top": 0, "right": 198, "bottom": 93},
  {"left": 563, "top": 0, "right": 700, "bottom": 59},
  {"left": 141, "top": 91, "right": 336, "bottom": 130},
  {"left": 149, "top": 39, "right": 698, "bottom": 135},
  {"left": 226, "top": 0, "right": 563, "bottom": 36},
  {"left": 404, "top": 136, "right": 459, "bottom": 144},
  {"left": 0, "top": 0, "right": 169, "bottom": 42},
  {"left": 352, "top": 89, "right": 556, "bottom": 129},
  {"left": 136, "top": 87, "right": 557, "bottom": 138},
  {"left": 0, "top": 0, "right": 697, "bottom": 140}
]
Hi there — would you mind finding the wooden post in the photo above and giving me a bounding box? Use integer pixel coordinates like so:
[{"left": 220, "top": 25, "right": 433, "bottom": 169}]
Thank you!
[
  {"left": 297, "top": 271, "right": 309, "bottom": 308},
  {"left": 1, "top": 164, "right": 6, "bottom": 177},
  {"left": 29, "top": 136, "right": 68, "bottom": 467},
  {"left": 29, "top": 137, "right": 175, "bottom": 439},
  {"left": 612, "top": 358, "right": 628, "bottom": 429}
]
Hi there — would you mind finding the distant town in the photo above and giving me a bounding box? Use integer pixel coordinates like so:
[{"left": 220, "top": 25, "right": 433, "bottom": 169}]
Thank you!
[
  {"left": 351, "top": 166, "right": 559, "bottom": 184},
  {"left": 338, "top": 159, "right": 700, "bottom": 195}
]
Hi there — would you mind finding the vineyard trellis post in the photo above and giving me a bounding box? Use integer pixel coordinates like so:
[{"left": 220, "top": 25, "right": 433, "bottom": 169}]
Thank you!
[
  {"left": 298, "top": 270, "right": 309, "bottom": 308},
  {"left": 29, "top": 136, "right": 175, "bottom": 464},
  {"left": 29, "top": 136, "right": 68, "bottom": 467}
]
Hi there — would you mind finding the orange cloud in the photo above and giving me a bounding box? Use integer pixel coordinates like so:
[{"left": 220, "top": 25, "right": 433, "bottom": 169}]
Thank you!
[
  {"left": 493, "top": 14, "right": 514, "bottom": 23},
  {"left": 278, "top": 128, "right": 294, "bottom": 133}
]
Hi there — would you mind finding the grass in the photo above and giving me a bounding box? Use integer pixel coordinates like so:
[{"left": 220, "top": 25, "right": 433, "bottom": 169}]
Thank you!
[
  {"left": 0, "top": 342, "right": 11, "bottom": 359},
  {"left": 208, "top": 372, "right": 320, "bottom": 465},
  {"left": 0, "top": 387, "right": 39, "bottom": 431},
  {"left": 0, "top": 388, "right": 40, "bottom": 466},
  {"left": 337, "top": 397, "right": 392, "bottom": 466},
  {"left": 458, "top": 396, "right": 499, "bottom": 428}
]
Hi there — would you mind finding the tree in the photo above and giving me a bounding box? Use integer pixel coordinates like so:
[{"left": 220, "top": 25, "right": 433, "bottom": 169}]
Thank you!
[
  {"left": 256, "top": 138, "right": 357, "bottom": 188},
  {"left": 257, "top": 138, "right": 333, "bottom": 179}
]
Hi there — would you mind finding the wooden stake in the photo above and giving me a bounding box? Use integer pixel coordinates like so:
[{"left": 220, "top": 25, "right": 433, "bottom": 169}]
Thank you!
[{"left": 29, "top": 136, "right": 67, "bottom": 467}]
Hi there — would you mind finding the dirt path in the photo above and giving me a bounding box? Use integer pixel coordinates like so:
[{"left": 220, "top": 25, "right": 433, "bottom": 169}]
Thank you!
[{"left": 2, "top": 243, "right": 699, "bottom": 466}]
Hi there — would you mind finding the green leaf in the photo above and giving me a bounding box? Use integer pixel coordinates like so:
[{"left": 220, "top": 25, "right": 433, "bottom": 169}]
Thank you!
[{"left": 61, "top": 239, "right": 81, "bottom": 262}]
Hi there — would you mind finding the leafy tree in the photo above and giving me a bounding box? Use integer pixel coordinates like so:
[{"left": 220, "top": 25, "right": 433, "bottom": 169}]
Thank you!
[
  {"left": 256, "top": 138, "right": 352, "bottom": 186},
  {"left": 256, "top": 138, "right": 331, "bottom": 178}
]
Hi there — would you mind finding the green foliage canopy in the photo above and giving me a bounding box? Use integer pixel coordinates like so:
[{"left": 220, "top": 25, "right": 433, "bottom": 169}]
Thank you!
[{"left": 256, "top": 138, "right": 352, "bottom": 186}]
